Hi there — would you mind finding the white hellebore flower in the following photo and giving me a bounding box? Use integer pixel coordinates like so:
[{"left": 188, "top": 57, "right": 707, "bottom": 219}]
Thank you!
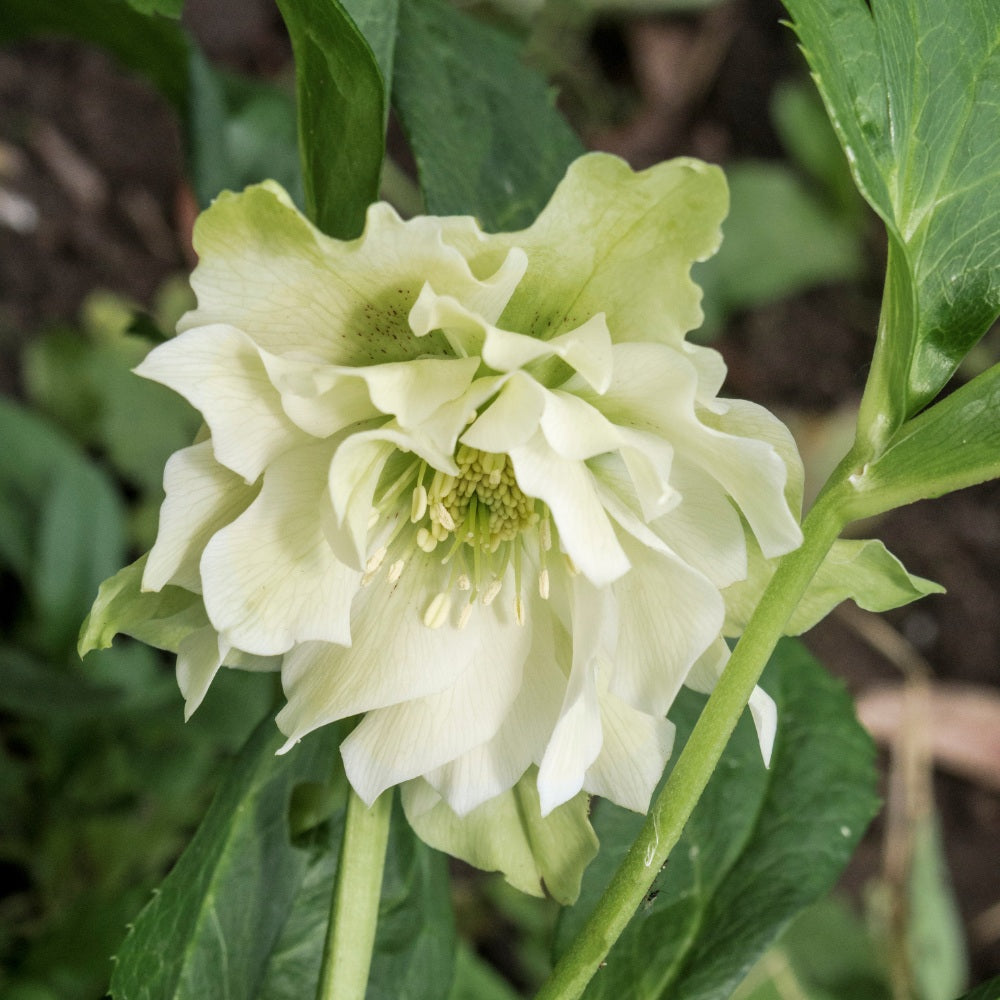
[{"left": 83, "top": 153, "right": 806, "bottom": 901}]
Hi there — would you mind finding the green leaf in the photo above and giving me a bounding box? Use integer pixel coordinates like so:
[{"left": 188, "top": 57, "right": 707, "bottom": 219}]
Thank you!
[
  {"left": 340, "top": 0, "right": 398, "bottom": 108},
  {"left": 186, "top": 51, "right": 305, "bottom": 209},
  {"left": 392, "top": 0, "right": 584, "bottom": 230},
  {"left": 109, "top": 720, "right": 341, "bottom": 1000},
  {"left": 0, "top": 399, "right": 127, "bottom": 654},
  {"left": 258, "top": 796, "right": 456, "bottom": 1000},
  {"left": 954, "top": 977, "right": 1000, "bottom": 1000},
  {"left": 782, "top": 0, "right": 1000, "bottom": 425},
  {"left": 851, "top": 361, "right": 1000, "bottom": 517},
  {"left": 275, "top": 0, "right": 385, "bottom": 238},
  {"left": 554, "top": 640, "right": 879, "bottom": 1000}
]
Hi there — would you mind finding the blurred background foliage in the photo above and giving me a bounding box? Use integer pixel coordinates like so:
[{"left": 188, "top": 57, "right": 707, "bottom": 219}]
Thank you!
[{"left": 0, "top": 0, "right": 997, "bottom": 997}]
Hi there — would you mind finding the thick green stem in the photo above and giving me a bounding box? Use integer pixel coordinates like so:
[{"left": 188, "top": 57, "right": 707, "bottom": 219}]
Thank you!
[
  {"left": 316, "top": 788, "right": 392, "bottom": 1000},
  {"left": 534, "top": 484, "right": 851, "bottom": 1000}
]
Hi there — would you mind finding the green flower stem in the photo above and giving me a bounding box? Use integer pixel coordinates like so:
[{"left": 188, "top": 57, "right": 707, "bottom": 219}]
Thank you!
[
  {"left": 535, "top": 481, "right": 852, "bottom": 1000},
  {"left": 316, "top": 787, "right": 392, "bottom": 1000}
]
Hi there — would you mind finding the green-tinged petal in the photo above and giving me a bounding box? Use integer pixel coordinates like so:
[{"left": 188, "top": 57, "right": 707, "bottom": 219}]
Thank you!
[
  {"left": 135, "top": 324, "right": 314, "bottom": 483},
  {"left": 274, "top": 559, "right": 526, "bottom": 750},
  {"left": 340, "top": 612, "right": 530, "bottom": 803},
  {"left": 584, "top": 693, "right": 675, "bottom": 813},
  {"left": 460, "top": 372, "right": 546, "bottom": 453},
  {"left": 200, "top": 441, "right": 359, "bottom": 655},
  {"left": 509, "top": 430, "right": 630, "bottom": 586},
  {"left": 178, "top": 184, "right": 525, "bottom": 363},
  {"left": 408, "top": 284, "right": 614, "bottom": 391},
  {"left": 144, "top": 440, "right": 259, "bottom": 593},
  {"left": 260, "top": 353, "right": 481, "bottom": 439},
  {"left": 401, "top": 769, "right": 599, "bottom": 905},
  {"left": 79, "top": 555, "right": 209, "bottom": 657},
  {"left": 176, "top": 625, "right": 229, "bottom": 719},
  {"left": 493, "top": 154, "right": 727, "bottom": 347},
  {"left": 723, "top": 537, "right": 944, "bottom": 637}
]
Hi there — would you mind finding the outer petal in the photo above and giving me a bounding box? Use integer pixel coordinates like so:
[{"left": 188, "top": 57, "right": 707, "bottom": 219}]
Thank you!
[
  {"left": 401, "top": 770, "right": 599, "bottom": 905},
  {"left": 493, "top": 154, "right": 728, "bottom": 347},
  {"left": 179, "top": 183, "right": 526, "bottom": 363},
  {"left": 143, "top": 440, "right": 259, "bottom": 594},
  {"left": 200, "top": 441, "right": 359, "bottom": 655},
  {"left": 136, "top": 324, "right": 313, "bottom": 483}
]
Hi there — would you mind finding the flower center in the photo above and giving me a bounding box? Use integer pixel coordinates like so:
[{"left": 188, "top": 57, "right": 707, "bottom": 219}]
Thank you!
[{"left": 366, "top": 446, "right": 552, "bottom": 630}]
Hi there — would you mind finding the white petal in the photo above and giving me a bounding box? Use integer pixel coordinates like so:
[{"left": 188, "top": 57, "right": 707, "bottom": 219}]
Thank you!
[
  {"left": 260, "top": 352, "right": 481, "bottom": 439},
  {"left": 609, "top": 536, "right": 724, "bottom": 717},
  {"left": 583, "top": 694, "right": 675, "bottom": 812},
  {"left": 459, "top": 372, "right": 545, "bottom": 453},
  {"left": 200, "top": 441, "right": 359, "bottom": 655},
  {"left": 274, "top": 555, "right": 510, "bottom": 745},
  {"left": 136, "top": 324, "right": 312, "bottom": 483},
  {"left": 176, "top": 626, "right": 229, "bottom": 719},
  {"left": 538, "top": 390, "right": 623, "bottom": 460},
  {"left": 508, "top": 430, "right": 630, "bottom": 586},
  {"left": 424, "top": 607, "right": 566, "bottom": 816},
  {"left": 651, "top": 458, "right": 747, "bottom": 589},
  {"left": 143, "top": 441, "right": 258, "bottom": 593},
  {"left": 536, "top": 578, "right": 617, "bottom": 815},
  {"left": 340, "top": 605, "right": 532, "bottom": 803}
]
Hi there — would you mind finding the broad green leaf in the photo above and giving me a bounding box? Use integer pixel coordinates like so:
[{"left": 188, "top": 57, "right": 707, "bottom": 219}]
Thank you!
[
  {"left": 0, "top": 0, "right": 189, "bottom": 110},
  {"left": 0, "top": 399, "right": 126, "bottom": 655},
  {"left": 694, "top": 161, "right": 863, "bottom": 333},
  {"left": 275, "top": 0, "right": 385, "bottom": 238},
  {"left": 258, "top": 796, "right": 456, "bottom": 1000},
  {"left": 850, "top": 361, "right": 1000, "bottom": 517},
  {"left": 955, "top": 977, "right": 1000, "bottom": 1000},
  {"left": 341, "top": 0, "right": 398, "bottom": 107},
  {"left": 555, "top": 640, "right": 879, "bottom": 1000},
  {"left": 392, "top": 0, "right": 584, "bottom": 230},
  {"left": 187, "top": 51, "right": 304, "bottom": 208},
  {"left": 109, "top": 720, "right": 341, "bottom": 1000},
  {"left": 782, "top": 0, "right": 1000, "bottom": 426}
]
